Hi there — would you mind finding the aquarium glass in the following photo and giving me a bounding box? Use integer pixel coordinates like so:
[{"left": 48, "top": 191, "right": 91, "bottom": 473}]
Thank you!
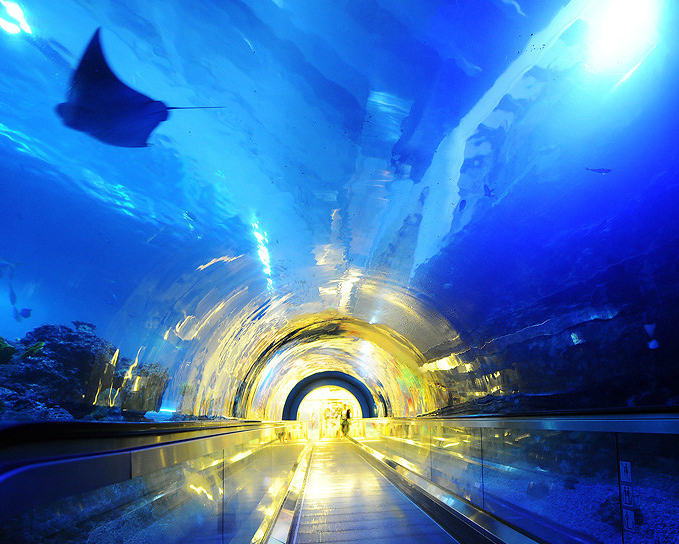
[{"left": 0, "top": 1, "right": 678, "bottom": 423}]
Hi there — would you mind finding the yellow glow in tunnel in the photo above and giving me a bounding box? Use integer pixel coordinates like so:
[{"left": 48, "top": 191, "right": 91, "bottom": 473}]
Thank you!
[
  {"left": 297, "top": 385, "right": 363, "bottom": 440},
  {"left": 114, "top": 269, "right": 459, "bottom": 421}
]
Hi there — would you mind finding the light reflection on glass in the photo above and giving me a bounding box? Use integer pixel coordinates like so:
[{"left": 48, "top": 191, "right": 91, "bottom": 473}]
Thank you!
[
  {"left": 189, "top": 484, "right": 214, "bottom": 501},
  {"left": 583, "top": 0, "right": 660, "bottom": 76},
  {"left": 252, "top": 219, "right": 273, "bottom": 289},
  {"left": 0, "top": 16, "right": 19, "bottom": 33},
  {"left": 229, "top": 449, "right": 253, "bottom": 463},
  {"left": 196, "top": 254, "right": 242, "bottom": 271},
  {"left": 0, "top": 1, "right": 30, "bottom": 34}
]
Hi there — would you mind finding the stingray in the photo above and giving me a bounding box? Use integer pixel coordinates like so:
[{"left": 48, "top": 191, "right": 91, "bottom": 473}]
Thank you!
[{"left": 56, "top": 29, "right": 221, "bottom": 147}]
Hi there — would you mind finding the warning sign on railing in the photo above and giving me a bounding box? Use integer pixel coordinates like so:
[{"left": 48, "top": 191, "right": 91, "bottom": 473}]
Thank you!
[
  {"left": 619, "top": 460, "right": 635, "bottom": 533},
  {"left": 621, "top": 483, "right": 634, "bottom": 508},
  {"left": 620, "top": 461, "right": 632, "bottom": 483},
  {"left": 623, "top": 508, "right": 636, "bottom": 532}
]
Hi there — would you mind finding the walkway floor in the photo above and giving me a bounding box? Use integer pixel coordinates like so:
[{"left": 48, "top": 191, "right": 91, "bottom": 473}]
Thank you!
[{"left": 294, "top": 441, "right": 459, "bottom": 544}]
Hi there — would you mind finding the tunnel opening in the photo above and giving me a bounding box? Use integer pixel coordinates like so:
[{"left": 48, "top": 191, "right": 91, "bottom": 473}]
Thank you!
[
  {"left": 230, "top": 313, "right": 446, "bottom": 420},
  {"left": 281, "top": 371, "right": 378, "bottom": 420},
  {"left": 296, "top": 385, "right": 362, "bottom": 440}
]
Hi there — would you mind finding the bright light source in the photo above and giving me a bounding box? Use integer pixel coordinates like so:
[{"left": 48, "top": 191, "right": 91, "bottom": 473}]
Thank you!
[
  {"left": 0, "top": 1, "right": 31, "bottom": 34},
  {"left": 0, "top": 17, "right": 20, "bottom": 33},
  {"left": 586, "top": 0, "right": 660, "bottom": 73}
]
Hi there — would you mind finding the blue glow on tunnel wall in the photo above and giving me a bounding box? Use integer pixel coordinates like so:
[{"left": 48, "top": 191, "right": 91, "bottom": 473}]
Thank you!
[{"left": 1, "top": 2, "right": 679, "bottom": 543}]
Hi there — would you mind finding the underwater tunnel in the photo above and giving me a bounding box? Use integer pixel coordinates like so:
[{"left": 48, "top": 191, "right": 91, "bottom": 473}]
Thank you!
[{"left": 1, "top": 0, "right": 679, "bottom": 542}]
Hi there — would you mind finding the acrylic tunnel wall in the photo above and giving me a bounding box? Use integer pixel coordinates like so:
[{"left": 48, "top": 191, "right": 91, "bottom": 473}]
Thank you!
[{"left": 2, "top": 0, "right": 679, "bottom": 425}]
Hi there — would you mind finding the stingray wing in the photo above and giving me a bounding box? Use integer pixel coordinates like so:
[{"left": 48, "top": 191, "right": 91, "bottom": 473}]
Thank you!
[{"left": 68, "top": 28, "right": 153, "bottom": 109}]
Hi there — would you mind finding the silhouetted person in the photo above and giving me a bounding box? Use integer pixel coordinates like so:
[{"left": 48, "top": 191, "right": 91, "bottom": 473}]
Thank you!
[{"left": 340, "top": 408, "right": 351, "bottom": 438}]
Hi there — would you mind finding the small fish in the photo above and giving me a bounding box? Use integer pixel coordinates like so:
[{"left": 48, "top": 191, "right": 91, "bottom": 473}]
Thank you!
[
  {"left": 458, "top": 199, "right": 467, "bottom": 212},
  {"left": 19, "top": 308, "right": 32, "bottom": 319},
  {"left": 484, "top": 184, "right": 495, "bottom": 198},
  {"left": 585, "top": 167, "right": 612, "bottom": 174}
]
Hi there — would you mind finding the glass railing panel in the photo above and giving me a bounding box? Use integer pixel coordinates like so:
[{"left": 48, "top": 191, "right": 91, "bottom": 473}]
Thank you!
[
  {"left": 430, "top": 425, "right": 483, "bottom": 507},
  {"left": 346, "top": 417, "right": 380, "bottom": 440},
  {"left": 384, "top": 420, "right": 406, "bottom": 459},
  {"left": 349, "top": 417, "right": 679, "bottom": 544},
  {"left": 351, "top": 418, "right": 433, "bottom": 479},
  {"left": 616, "top": 433, "right": 679, "bottom": 544},
  {"left": 224, "top": 440, "right": 305, "bottom": 544},
  {"left": 393, "top": 420, "right": 432, "bottom": 479},
  {"left": 481, "top": 427, "right": 621, "bottom": 544},
  {"left": 0, "top": 422, "right": 308, "bottom": 544},
  {"left": 1, "top": 450, "right": 225, "bottom": 544},
  {"left": 374, "top": 419, "right": 404, "bottom": 459}
]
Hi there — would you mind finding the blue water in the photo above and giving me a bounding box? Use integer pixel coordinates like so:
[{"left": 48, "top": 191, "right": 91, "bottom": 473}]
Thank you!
[{"left": 1, "top": 0, "right": 679, "bottom": 419}]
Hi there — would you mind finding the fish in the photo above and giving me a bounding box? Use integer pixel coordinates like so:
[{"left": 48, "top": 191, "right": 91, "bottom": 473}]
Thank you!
[
  {"left": 458, "top": 199, "right": 466, "bottom": 212},
  {"left": 56, "top": 29, "right": 222, "bottom": 147},
  {"left": 484, "top": 184, "right": 495, "bottom": 198},
  {"left": 585, "top": 167, "right": 612, "bottom": 174},
  {"left": 0, "top": 258, "right": 15, "bottom": 279},
  {"left": 19, "top": 308, "right": 32, "bottom": 319}
]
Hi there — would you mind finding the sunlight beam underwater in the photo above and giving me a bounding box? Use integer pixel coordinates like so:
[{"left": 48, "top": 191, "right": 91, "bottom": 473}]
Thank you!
[{"left": 56, "top": 28, "right": 222, "bottom": 147}]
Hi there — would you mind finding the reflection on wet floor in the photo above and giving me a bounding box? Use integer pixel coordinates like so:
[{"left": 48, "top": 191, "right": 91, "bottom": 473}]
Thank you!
[{"left": 295, "top": 441, "right": 459, "bottom": 544}]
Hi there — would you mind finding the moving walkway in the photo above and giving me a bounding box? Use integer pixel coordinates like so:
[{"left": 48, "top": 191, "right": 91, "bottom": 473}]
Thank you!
[{"left": 1, "top": 413, "right": 678, "bottom": 543}]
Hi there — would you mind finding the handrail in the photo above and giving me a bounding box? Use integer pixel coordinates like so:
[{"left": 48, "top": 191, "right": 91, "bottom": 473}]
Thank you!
[
  {"left": 0, "top": 418, "right": 263, "bottom": 445},
  {"left": 362, "top": 412, "right": 679, "bottom": 434},
  {"left": 0, "top": 420, "right": 305, "bottom": 523},
  {"left": 0, "top": 419, "right": 285, "bottom": 472},
  {"left": 422, "top": 404, "right": 679, "bottom": 419}
]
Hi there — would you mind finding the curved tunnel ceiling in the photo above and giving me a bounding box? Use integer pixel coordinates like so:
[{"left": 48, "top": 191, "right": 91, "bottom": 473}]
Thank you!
[{"left": 1, "top": 0, "right": 678, "bottom": 420}]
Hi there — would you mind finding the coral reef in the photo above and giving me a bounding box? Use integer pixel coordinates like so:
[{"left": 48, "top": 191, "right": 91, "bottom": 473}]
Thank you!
[
  {"left": 0, "top": 336, "right": 16, "bottom": 364},
  {"left": 0, "top": 322, "right": 169, "bottom": 422}
]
